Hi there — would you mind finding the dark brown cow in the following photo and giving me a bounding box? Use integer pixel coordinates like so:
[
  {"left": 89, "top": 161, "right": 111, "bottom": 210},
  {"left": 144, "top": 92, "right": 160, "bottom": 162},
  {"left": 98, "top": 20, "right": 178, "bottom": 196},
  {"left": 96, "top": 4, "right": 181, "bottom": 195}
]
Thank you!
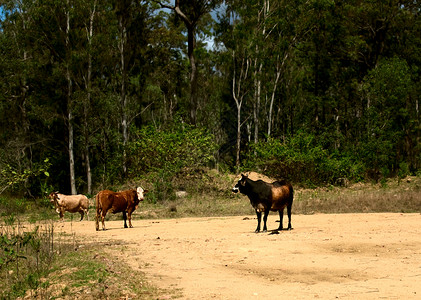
[
  {"left": 95, "top": 187, "right": 146, "bottom": 231},
  {"left": 232, "top": 174, "right": 293, "bottom": 233}
]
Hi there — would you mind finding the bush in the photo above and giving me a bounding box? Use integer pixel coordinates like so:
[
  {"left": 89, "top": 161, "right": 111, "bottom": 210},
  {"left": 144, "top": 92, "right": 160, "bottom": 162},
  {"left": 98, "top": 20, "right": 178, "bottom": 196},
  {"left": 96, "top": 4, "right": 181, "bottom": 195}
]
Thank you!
[
  {"left": 127, "top": 121, "right": 218, "bottom": 201},
  {"left": 244, "top": 131, "right": 363, "bottom": 185}
]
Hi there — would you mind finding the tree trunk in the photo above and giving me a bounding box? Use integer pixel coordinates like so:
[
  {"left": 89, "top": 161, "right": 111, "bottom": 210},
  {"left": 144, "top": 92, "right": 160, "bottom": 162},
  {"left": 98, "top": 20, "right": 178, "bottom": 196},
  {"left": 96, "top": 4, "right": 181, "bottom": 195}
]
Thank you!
[
  {"left": 173, "top": 3, "right": 198, "bottom": 124},
  {"left": 66, "top": 1, "right": 76, "bottom": 195},
  {"left": 119, "top": 14, "right": 128, "bottom": 177},
  {"left": 232, "top": 51, "right": 249, "bottom": 172},
  {"left": 268, "top": 54, "right": 285, "bottom": 137},
  {"left": 68, "top": 103, "right": 76, "bottom": 195},
  {"left": 253, "top": 61, "right": 262, "bottom": 148},
  {"left": 236, "top": 104, "right": 241, "bottom": 171},
  {"left": 187, "top": 27, "right": 198, "bottom": 124},
  {"left": 84, "top": 1, "right": 96, "bottom": 195}
]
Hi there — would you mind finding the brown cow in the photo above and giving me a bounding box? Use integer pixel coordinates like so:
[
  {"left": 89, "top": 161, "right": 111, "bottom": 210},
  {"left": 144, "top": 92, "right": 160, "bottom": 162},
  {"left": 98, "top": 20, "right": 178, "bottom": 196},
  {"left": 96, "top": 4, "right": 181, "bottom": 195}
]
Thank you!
[
  {"left": 49, "top": 192, "right": 90, "bottom": 221},
  {"left": 232, "top": 174, "right": 293, "bottom": 233},
  {"left": 95, "top": 187, "right": 146, "bottom": 231}
]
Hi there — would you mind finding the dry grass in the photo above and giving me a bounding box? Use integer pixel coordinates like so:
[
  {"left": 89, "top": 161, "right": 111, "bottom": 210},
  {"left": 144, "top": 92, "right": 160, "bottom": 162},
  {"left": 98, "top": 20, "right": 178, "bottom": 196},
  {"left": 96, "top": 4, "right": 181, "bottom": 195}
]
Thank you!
[
  {"left": 52, "top": 173, "right": 420, "bottom": 223},
  {"left": 133, "top": 174, "right": 421, "bottom": 219},
  {"left": 294, "top": 176, "right": 421, "bottom": 214}
]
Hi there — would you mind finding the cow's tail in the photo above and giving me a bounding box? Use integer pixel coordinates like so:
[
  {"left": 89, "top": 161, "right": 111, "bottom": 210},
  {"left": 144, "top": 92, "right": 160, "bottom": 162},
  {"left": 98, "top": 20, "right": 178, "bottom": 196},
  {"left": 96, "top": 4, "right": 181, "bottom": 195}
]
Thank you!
[{"left": 95, "top": 192, "right": 101, "bottom": 231}]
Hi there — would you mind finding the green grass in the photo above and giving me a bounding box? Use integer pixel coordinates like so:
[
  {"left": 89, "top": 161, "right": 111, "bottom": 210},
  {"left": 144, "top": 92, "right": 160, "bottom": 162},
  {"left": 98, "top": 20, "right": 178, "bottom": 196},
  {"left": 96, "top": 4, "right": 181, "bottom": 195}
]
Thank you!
[
  {"left": 45, "top": 242, "right": 166, "bottom": 299},
  {"left": 0, "top": 221, "right": 56, "bottom": 299}
]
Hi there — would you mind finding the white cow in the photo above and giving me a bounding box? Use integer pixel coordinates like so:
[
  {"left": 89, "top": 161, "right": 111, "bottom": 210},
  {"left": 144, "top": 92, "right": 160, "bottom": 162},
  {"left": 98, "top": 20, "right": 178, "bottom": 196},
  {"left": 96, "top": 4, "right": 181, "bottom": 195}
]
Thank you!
[{"left": 49, "top": 192, "right": 89, "bottom": 221}]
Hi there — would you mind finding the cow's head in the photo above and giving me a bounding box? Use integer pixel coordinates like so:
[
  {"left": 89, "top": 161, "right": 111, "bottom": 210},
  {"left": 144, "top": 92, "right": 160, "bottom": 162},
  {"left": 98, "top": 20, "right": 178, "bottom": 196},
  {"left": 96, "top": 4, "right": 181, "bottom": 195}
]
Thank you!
[
  {"left": 232, "top": 174, "right": 248, "bottom": 193},
  {"left": 48, "top": 192, "right": 62, "bottom": 214},
  {"left": 136, "top": 187, "right": 148, "bottom": 201},
  {"left": 49, "top": 191, "right": 58, "bottom": 203}
]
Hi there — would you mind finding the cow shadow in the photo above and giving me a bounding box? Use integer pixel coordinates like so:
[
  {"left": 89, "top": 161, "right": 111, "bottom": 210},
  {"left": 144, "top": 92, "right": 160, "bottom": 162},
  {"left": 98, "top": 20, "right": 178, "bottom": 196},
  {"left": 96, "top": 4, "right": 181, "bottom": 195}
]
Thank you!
[{"left": 267, "top": 228, "right": 294, "bottom": 235}]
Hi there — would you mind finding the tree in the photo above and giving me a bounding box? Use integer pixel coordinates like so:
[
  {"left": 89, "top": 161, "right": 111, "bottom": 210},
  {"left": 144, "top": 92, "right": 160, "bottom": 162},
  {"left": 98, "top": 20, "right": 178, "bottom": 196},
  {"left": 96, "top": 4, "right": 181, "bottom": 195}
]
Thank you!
[
  {"left": 360, "top": 57, "right": 415, "bottom": 175},
  {"left": 153, "top": 0, "right": 222, "bottom": 124}
]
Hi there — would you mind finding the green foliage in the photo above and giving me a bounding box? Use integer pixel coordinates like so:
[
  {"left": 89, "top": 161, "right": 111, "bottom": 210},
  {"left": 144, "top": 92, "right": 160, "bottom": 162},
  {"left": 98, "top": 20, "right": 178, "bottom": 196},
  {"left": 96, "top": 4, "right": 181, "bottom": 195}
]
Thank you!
[
  {"left": 0, "top": 196, "right": 56, "bottom": 221},
  {"left": 0, "top": 159, "right": 51, "bottom": 195},
  {"left": 1, "top": 0, "right": 421, "bottom": 193},
  {"left": 358, "top": 57, "right": 416, "bottom": 177},
  {"left": 127, "top": 120, "right": 217, "bottom": 201},
  {"left": 245, "top": 131, "right": 364, "bottom": 185}
]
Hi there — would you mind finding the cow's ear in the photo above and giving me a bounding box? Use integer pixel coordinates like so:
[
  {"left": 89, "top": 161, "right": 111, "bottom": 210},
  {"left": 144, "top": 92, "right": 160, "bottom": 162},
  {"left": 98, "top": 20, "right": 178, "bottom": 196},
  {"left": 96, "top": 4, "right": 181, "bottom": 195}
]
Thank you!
[{"left": 144, "top": 190, "right": 149, "bottom": 194}]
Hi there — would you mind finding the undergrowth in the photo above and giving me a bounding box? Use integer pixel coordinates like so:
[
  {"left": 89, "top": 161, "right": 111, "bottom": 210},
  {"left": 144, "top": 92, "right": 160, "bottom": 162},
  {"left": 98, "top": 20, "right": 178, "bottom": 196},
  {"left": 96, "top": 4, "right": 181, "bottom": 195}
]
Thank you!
[
  {"left": 0, "top": 220, "right": 57, "bottom": 299},
  {"left": 0, "top": 215, "right": 164, "bottom": 299}
]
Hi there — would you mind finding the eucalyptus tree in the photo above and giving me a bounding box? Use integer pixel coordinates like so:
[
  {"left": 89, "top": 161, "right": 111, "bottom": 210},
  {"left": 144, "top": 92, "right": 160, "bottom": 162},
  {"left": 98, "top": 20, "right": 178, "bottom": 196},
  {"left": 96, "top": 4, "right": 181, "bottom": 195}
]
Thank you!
[
  {"left": 113, "top": 0, "right": 150, "bottom": 176},
  {"left": 81, "top": 0, "right": 97, "bottom": 194},
  {"left": 142, "top": 3, "right": 188, "bottom": 126},
  {"left": 215, "top": 3, "right": 253, "bottom": 170},
  {"left": 152, "top": 0, "right": 222, "bottom": 124}
]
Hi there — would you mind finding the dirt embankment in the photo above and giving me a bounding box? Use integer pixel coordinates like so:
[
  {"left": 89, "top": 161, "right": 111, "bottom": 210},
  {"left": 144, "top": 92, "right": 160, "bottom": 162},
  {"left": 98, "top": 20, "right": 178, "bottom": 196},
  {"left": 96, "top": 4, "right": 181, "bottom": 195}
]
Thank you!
[{"left": 55, "top": 213, "right": 421, "bottom": 299}]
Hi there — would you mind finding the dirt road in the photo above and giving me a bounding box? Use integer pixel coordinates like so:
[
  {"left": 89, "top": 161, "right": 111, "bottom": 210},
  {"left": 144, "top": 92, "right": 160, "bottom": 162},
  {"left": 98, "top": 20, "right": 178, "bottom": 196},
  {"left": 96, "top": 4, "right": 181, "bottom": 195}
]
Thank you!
[{"left": 56, "top": 213, "right": 421, "bottom": 299}]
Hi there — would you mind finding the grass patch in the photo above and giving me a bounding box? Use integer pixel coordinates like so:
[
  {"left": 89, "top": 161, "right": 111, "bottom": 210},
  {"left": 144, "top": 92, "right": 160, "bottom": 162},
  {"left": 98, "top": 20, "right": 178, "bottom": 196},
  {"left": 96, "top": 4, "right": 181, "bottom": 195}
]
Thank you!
[
  {"left": 0, "top": 213, "right": 171, "bottom": 299},
  {"left": 0, "top": 220, "right": 56, "bottom": 299},
  {"left": 132, "top": 175, "right": 421, "bottom": 219},
  {"left": 0, "top": 196, "right": 56, "bottom": 222},
  {"left": 7, "top": 231, "right": 176, "bottom": 300},
  {"left": 41, "top": 242, "right": 167, "bottom": 299},
  {"left": 294, "top": 176, "right": 421, "bottom": 214}
]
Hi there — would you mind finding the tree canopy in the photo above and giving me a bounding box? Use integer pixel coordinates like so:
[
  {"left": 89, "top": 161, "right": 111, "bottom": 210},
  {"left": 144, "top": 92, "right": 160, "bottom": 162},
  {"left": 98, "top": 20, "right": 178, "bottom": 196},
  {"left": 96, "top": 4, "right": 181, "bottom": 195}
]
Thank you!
[{"left": 1, "top": 0, "right": 420, "bottom": 196}]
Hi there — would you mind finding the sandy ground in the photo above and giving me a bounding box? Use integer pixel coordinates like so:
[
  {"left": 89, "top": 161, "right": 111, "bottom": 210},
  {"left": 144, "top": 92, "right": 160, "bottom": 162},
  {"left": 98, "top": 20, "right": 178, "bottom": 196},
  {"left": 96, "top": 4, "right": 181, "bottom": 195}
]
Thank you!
[{"left": 55, "top": 213, "right": 421, "bottom": 299}]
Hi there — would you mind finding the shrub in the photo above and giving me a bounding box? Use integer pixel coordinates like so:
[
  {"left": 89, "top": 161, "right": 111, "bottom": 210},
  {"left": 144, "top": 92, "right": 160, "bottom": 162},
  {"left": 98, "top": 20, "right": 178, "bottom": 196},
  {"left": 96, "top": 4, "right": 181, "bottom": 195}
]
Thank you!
[
  {"left": 244, "top": 131, "right": 362, "bottom": 185},
  {"left": 127, "top": 121, "right": 218, "bottom": 201}
]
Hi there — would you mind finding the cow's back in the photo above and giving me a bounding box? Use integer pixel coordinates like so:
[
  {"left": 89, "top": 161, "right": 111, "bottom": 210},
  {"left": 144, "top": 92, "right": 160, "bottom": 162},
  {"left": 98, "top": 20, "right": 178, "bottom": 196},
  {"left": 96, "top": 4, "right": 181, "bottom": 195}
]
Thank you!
[
  {"left": 245, "top": 179, "right": 273, "bottom": 210},
  {"left": 118, "top": 190, "right": 137, "bottom": 208},
  {"left": 58, "top": 194, "right": 88, "bottom": 212},
  {"left": 105, "top": 190, "right": 136, "bottom": 214},
  {"left": 270, "top": 181, "right": 293, "bottom": 211},
  {"left": 96, "top": 190, "right": 114, "bottom": 210}
]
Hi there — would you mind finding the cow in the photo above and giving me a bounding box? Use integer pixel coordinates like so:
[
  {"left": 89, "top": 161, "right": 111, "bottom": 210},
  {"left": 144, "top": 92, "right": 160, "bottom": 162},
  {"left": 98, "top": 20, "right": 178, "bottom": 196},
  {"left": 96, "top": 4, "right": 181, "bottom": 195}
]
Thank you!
[
  {"left": 232, "top": 174, "right": 293, "bottom": 233},
  {"left": 49, "top": 192, "right": 90, "bottom": 221},
  {"left": 95, "top": 187, "right": 146, "bottom": 231}
]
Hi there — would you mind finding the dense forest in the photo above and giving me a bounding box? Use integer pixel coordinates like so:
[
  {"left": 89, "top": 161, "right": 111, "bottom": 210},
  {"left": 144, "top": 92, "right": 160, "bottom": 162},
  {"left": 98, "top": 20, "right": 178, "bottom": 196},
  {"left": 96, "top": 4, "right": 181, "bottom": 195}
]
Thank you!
[{"left": 1, "top": 0, "right": 420, "bottom": 197}]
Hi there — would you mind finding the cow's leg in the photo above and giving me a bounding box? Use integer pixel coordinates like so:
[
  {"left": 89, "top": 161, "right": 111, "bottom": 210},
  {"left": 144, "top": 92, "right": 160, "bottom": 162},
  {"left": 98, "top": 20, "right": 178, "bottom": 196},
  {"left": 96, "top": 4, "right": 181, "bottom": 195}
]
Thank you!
[
  {"left": 95, "top": 214, "right": 99, "bottom": 231},
  {"left": 255, "top": 210, "right": 262, "bottom": 233},
  {"left": 278, "top": 209, "right": 284, "bottom": 231},
  {"left": 85, "top": 209, "right": 89, "bottom": 221},
  {"left": 287, "top": 203, "right": 292, "bottom": 230},
  {"left": 123, "top": 211, "right": 128, "bottom": 228},
  {"left": 101, "top": 211, "right": 107, "bottom": 230},
  {"left": 95, "top": 208, "right": 101, "bottom": 231},
  {"left": 127, "top": 212, "right": 133, "bottom": 228},
  {"left": 262, "top": 209, "right": 270, "bottom": 232},
  {"left": 79, "top": 211, "right": 84, "bottom": 221}
]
